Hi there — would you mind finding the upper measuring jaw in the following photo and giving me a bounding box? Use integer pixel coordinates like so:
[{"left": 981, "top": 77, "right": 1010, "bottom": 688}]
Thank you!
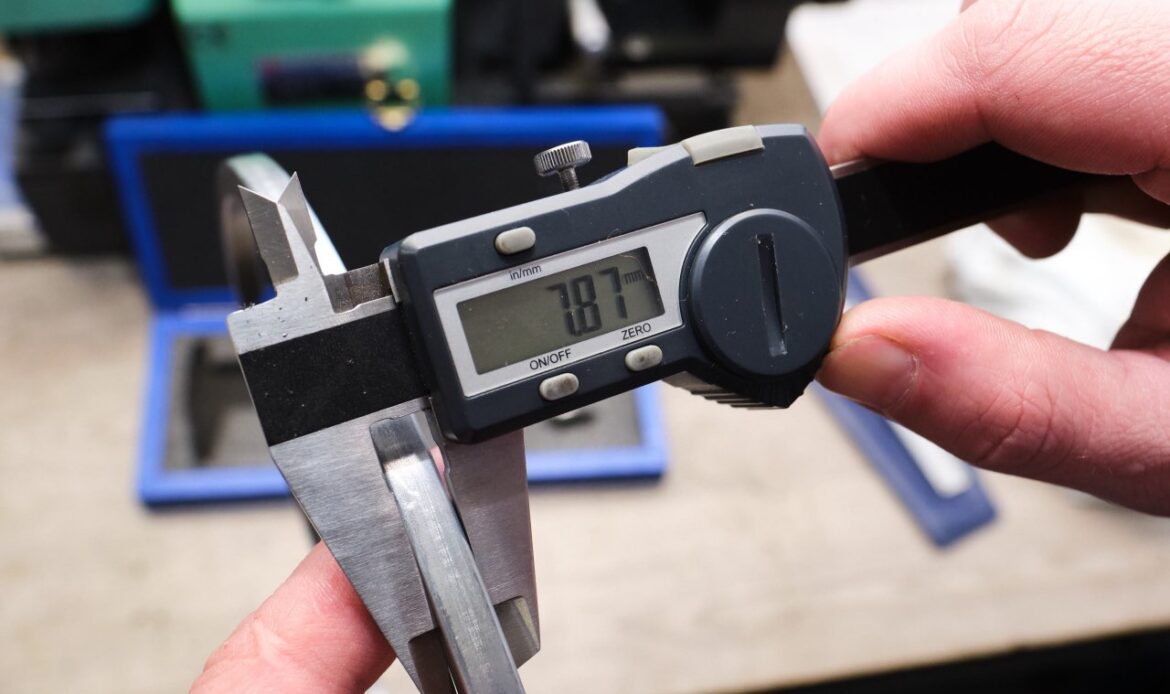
[{"left": 219, "top": 156, "right": 538, "bottom": 692}]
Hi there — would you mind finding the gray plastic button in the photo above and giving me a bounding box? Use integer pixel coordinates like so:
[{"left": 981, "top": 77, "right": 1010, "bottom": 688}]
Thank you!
[
  {"left": 539, "top": 373, "right": 579, "bottom": 401},
  {"left": 627, "top": 146, "right": 671, "bottom": 167},
  {"left": 494, "top": 226, "right": 536, "bottom": 255},
  {"left": 681, "top": 125, "right": 764, "bottom": 165},
  {"left": 624, "top": 345, "right": 663, "bottom": 372}
]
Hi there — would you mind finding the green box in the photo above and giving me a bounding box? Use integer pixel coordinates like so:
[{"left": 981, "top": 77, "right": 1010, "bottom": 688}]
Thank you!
[
  {"left": 0, "top": 0, "right": 156, "bottom": 33},
  {"left": 172, "top": 0, "right": 450, "bottom": 111}
]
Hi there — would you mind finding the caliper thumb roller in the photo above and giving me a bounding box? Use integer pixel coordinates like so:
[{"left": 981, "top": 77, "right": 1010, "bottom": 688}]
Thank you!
[{"left": 219, "top": 125, "right": 1108, "bottom": 691}]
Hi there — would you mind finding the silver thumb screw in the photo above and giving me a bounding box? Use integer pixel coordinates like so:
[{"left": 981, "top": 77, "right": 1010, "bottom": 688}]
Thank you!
[{"left": 534, "top": 140, "right": 592, "bottom": 191}]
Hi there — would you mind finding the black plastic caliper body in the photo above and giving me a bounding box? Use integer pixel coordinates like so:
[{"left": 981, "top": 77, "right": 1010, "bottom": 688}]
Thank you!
[{"left": 382, "top": 125, "right": 1103, "bottom": 442}]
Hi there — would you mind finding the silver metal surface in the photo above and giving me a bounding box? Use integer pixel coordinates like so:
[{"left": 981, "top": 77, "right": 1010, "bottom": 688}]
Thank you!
[
  {"left": 443, "top": 432, "right": 540, "bottom": 665},
  {"left": 221, "top": 155, "right": 540, "bottom": 692},
  {"left": 533, "top": 140, "right": 592, "bottom": 191},
  {"left": 270, "top": 401, "right": 454, "bottom": 693},
  {"left": 268, "top": 388, "right": 535, "bottom": 689},
  {"left": 373, "top": 414, "right": 527, "bottom": 693},
  {"left": 218, "top": 155, "right": 345, "bottom": 306},
  {"left": 829, "top": 157, "right": 877, "bottom": 180},
  {"left": 225, "top": 173, "right": 392, "bottom": 353}
]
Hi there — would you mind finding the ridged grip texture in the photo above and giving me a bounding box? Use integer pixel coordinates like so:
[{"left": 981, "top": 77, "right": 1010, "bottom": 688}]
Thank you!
[{"left": 533, "top": 140, "right": 592, "bottom": 176}]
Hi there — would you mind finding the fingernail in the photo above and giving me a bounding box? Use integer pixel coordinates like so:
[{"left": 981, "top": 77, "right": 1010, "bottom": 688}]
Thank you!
[{"left": 817, "top": 335, "right": 918, "bottom": 411}]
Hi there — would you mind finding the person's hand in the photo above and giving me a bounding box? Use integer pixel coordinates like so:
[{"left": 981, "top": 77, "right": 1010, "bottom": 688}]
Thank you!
[
  {"left": 816, "top": 0, "right": 1170, "bottom": 514},
  {"left": 190, "top": 543, "right": 394, "bottom": 693}
]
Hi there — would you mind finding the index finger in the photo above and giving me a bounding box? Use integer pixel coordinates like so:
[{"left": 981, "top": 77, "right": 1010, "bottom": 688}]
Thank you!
[
  {"left": 191, "top": 543, "right": 395, "bottom": 694},
  {"left": 818, "top": 0, "right": 1170, "bottom": 184}
]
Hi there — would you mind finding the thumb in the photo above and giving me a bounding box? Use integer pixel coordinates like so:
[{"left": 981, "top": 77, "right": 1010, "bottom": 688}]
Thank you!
[{"left": 816, "top": 297, "right": 1170, "bottom": 514}]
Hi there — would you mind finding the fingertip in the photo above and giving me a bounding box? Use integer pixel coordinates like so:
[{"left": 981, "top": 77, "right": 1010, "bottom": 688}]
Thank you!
[
  {"left": 816, "top": 21, "right": 991, "bottom": 166},
  {"left": 192, "top": 544, "right": 395, "bottom": 694},
  {"left": 816, "top": 102, "right": 865, "bottom": 165},
  {"left": 831, "top": 296, "right": 969, "bottom": 348},
  {"left": 295, "top": 541, "right": 370, "bottom": 616},
  {"left": 821, "top": 296, "right": 1170, "bottom": 513},
  {"left": 821, "top": 0, "right": 1170, "bottom": 177},
  {"left": 818, "top": 333, "right": 919, "bottom": 414}
]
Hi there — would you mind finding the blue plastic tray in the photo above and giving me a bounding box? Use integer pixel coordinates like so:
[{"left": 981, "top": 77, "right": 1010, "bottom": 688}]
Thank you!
[{"left": 107, "top": 107, "right": 672, "bottom": 504}]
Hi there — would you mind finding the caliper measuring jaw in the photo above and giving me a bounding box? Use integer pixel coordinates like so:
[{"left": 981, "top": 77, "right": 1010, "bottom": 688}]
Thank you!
[{"left": 219, "top": 155, "right": 539, "bottom": 692}]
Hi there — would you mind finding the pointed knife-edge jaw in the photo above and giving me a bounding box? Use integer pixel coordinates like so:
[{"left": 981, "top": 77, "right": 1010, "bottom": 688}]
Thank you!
[{"left": 219, "top": 153, "right": 540, "bottom": 690}]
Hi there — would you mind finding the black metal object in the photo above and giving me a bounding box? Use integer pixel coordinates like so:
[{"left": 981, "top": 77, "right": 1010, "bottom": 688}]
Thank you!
[
  {"left": 10, "top": 6, "right": 196, "bottom": 254},
  {"left": 451, "top": 0, "right": 817, "bottom": 139},
  {"left": 772, "top": 626, "right": 1170, "bottom": 694},
  {"left": 838, "top": 144, "right": 1107, "bottom": 264},
  {"left": 455, "top": 0, "right": 830, "bottom": 72},
  {"left": 139, "top": 144, "right": 634, "bottom": 291},
  {"left": 236, "top": 309, "right": 427, "bottom": 446},
  {"left": 599, "top": 0, "right": 797, "bottom": 66}
]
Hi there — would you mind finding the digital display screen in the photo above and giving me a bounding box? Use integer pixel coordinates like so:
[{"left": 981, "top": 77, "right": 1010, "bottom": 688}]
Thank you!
[{"left": 457, "top": 247, "right": 665, "bottom": 374}]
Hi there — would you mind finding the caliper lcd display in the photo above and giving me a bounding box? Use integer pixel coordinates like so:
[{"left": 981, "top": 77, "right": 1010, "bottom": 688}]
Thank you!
[{"left": 457, "top": 248, "right": 665, "bottom": 374}]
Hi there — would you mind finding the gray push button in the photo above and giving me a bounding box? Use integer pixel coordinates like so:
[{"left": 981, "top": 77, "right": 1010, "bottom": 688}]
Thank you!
[
  {"left": 539, "top": 373, "right": 579, "bottom": 401},
  {"left": 494, "top": 226, "right": 536, "bottom": 255},
  {"left": 624, "top": 345, "right": 663, "bottom": 372},
  {"left": 627, "top": 146, "right": 671, "bottom": 167},
  {"left": 681, "top": 125, "right": 764, "bottom": 165}
]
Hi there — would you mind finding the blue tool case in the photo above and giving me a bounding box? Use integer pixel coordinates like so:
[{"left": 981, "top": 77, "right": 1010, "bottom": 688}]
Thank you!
[{"left": 106, "top": 107, "right": 671, "bottom": 504}]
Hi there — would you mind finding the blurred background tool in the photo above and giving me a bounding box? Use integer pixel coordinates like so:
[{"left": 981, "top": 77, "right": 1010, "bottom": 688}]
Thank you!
[
  {"left": 172, "top": 0, "right": 450, "bottom": 111},
  {"left": 0, "top": 0, "right": 838, "bottom": 254},
  {"left": 0, "top": 50, "right": 40, "bottom": 256}
]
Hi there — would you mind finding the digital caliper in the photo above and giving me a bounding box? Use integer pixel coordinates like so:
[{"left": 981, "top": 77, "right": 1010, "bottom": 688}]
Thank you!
[{"left": 220, "top": 124, "right": 1103, "bottom": 692}]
